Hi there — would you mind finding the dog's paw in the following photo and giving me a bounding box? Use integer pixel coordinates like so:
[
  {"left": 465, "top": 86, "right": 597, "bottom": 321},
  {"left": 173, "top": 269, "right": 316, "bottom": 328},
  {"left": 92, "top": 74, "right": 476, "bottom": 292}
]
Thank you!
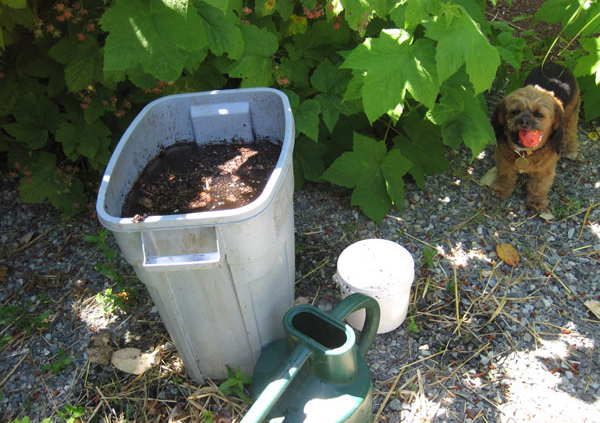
[
  {"left": 490, "top": 182, "right": 513, "bottom": 199},
  {"left": 526, "top": 197, "right": 549, "bottom": 212},
  {"left": 562, "top": 150, "right": 579, "bottom": 160}
]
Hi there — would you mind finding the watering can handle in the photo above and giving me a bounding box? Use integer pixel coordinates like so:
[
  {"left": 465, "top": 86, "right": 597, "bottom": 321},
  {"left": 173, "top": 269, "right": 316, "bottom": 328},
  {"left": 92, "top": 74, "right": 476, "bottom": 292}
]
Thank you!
[{"left": 330, "top": 293, "right": 380, "bottom": 357}]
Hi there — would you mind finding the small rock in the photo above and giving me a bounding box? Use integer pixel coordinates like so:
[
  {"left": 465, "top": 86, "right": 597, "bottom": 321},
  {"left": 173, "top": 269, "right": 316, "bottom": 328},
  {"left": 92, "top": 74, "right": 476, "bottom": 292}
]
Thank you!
[{"left": 389, "top": 398, "right": 403, "bottom": 412}]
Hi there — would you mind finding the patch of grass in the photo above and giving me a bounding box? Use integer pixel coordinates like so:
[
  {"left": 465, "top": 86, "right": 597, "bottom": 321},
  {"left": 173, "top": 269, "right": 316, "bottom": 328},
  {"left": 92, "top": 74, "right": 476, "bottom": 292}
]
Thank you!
[
  {"left": 0, "top": 294, "right": 52, "bottom": 349},
  {"left": 56, "top": 405, "right": 85, "bottom": 423},
  {"left": 85, "top": 229, "right": 138, "bottom": 314},
  {"left": 43, "top": 349, "right": 74, "bottom": 375},
  {"left": 550, "top": 198, "right": 584, "bottom": 220},
  {"left": 446, "top": 278, "right": 456, "bottom": 294}
]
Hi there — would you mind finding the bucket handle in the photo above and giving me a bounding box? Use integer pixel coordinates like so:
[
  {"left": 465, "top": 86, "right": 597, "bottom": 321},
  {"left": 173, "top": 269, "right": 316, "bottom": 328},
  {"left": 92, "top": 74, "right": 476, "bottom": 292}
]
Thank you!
[
  {"left": 141, "top": 227, "right": 221, "bottom": 270},
  {"left": 329, "top": 293, "right": 380, "bottom": 357}
]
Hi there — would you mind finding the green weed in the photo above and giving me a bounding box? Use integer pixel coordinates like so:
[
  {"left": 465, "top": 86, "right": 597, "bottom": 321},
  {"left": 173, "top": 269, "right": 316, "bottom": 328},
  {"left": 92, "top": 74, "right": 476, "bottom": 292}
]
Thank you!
[
  {"left": 85, "top": 229, "right": 138, "bottom": 314},
  {"left": 218, "top": 366, "right": 253, "bottom": 404},
  {"left": 43, "top": 349, "right": 74, "bottom": 375},
  {"left": 57, "top": 404, "right": 86, "bottom": 423},
  {"left": 406, "top": 317, "right": 420, "bottom": 334},
  {"left": 551, "top": 198, "right": 584, "bottom": 221},
  {"left": 0, "top": 296, "right": 52, "bottom": 349},
  {"left": 201, "top": 410, "right": 214, "bottom": 423},
  {"left": 421, "top": 246, "right": 438, "bottom": 269}
]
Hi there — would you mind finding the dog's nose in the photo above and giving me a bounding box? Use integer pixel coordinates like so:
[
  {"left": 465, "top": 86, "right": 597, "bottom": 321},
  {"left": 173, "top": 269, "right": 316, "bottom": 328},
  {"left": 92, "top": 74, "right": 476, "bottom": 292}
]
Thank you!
[{"left": 515, "top": 116, "right": 532, "bottom": 129}]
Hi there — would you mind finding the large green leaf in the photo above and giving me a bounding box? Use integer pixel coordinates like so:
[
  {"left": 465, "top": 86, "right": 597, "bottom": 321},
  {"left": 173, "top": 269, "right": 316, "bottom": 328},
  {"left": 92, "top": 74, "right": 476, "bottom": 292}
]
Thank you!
[
  {"left": 293, "top": 135, "right": 328, "bottom": 187},
  {"left": 162, "top": 0, "right": 189, "bottom": 16},
  {"left": 55, "top": 119, "right": 111, "bottom": 168},
  {"left": 314, "top": 93, "right": 341, "bottom": 133},
  {"left": 575, "top": 37, "right": 600, "bottom": 84},
  {"left": 393, "top": 112, "right": 447, "bottom": 189},
  {"left": 3, "top": 122, "right": 49, "bottom": 150},
  {"left": 294, "top": 99, "right": 321, "bottom": 141},
  {"left": 340, "top": 0, "right": 374, "bottom": 35},
  {"left": 49, "top": 36, "right": 104, "bottom": 92},
  {"left": 323, "top": 133, "right": 411, "bottom": 223},
  {"left": 341, "top": 29, "right": 439, "bottom": 124},
  {"left": 311, "top": 61, "right": 352, "bottom": 132},
  {"left": 380, "top": 149, "right": 412, "bottom": 211},
  {"left": 425, "top": 4, "right": 499, "bottom": 94},
  {"left": 490, "top": 21, "right": 527, "bottom": 70},
  {"left": 200, "top": 0, "right": 229, "bottom": 14},
  {"left": 255, "top": 0, "right": 278, "bottom": 17},
  {"left": 536, "top": 0, "right": 600, "bottom": 38},
  {"left": 311, "top": 60, "right": 347, "bottom": 94},
  {"left": 11, "top": 146, "right": 87, "bottom": 216},
  {"left": 100, "top": 0, "right": 207, "bottom": 81},
  {"left": 18, "top": 152, "right": 57, "bottom": 204},
  {"left": 197, "top": 2, "right": 244, "bottom": 60},
  {"left": 578, "top": 75, "right": 600, "bottom": 122},
  {"left": 351, "top": 170, "right": 391, "bottom": 224},
  {"left": 391, "top": 0, "right": 441, "bottom": 30},
  {"left": 285, "top": 20, "right": 350, "bottom": 66},
  {"left": 278, "top": 56, "right": 311, "bottom": 89},
  {"left": 2, "top": 97, "right": 62, "bottom": 149},
  {"left": 1, "top": 0, "right": 27, "bottom": 8},
  {"left": 227, "top": 24, "right": 278, "bottom": 87},
  {"left": 428, "top": 84, "right": 494, "bottom": 157}
]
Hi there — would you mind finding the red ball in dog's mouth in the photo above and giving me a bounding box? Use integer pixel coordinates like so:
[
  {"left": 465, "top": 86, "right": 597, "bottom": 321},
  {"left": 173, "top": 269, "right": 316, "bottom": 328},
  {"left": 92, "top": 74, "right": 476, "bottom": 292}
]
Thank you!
[{"left": 519, "top": 130, "right": 542, "bottom": 148}]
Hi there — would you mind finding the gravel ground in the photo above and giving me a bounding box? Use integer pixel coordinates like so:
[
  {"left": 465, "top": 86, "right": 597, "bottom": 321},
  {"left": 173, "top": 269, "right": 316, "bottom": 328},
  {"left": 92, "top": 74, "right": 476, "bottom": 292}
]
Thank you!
[{"left": 1, "top": 130, "right": 599, "bottom": 422}]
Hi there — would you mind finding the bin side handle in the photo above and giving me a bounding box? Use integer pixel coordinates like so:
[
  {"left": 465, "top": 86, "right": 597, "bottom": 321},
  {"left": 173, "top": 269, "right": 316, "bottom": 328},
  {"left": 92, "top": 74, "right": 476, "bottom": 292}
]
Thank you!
[{"left": 141, "top": 228, "right": 221, "bottom": 270}]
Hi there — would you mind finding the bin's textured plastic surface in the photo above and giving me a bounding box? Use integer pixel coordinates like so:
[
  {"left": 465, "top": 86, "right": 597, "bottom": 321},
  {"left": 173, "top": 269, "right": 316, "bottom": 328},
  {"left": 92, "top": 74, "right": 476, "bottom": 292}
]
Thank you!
[
  {"left": 96, "top": 89, "right": 295, "bottom": 381},
  {"left": 244, "top": 293, "right": 380, "bottom": 423}
]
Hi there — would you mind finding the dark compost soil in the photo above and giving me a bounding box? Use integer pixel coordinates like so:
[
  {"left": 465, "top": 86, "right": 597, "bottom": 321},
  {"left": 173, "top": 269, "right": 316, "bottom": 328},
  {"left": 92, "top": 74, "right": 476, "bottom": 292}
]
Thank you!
[{"left": 121, "top": 140, "right": 282, "bottom": 218}]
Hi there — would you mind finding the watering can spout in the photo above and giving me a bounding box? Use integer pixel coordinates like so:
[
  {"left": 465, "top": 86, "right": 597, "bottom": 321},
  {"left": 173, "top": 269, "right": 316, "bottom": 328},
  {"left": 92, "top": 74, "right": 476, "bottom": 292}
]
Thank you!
[
  {"left": 243, "top": 293, "right": 380, "bottom": 423},
  {"left": 240, "top": 346, "right": 310, "bottom": 423}
]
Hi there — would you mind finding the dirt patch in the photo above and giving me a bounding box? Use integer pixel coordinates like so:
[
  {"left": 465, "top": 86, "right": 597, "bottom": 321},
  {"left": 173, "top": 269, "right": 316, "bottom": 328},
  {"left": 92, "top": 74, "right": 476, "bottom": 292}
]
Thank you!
[
  {"left": 121, "top": 140, "right": 282, "bottom": 218},
  {"left": 487, "top": 0, "right": 565, "bottom": 49}
]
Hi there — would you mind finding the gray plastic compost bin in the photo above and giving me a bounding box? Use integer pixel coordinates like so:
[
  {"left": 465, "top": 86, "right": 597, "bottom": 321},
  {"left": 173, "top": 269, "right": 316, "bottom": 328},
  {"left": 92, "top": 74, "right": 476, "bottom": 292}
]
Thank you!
[{"left": 96, "top": 88, "right": 295, "bottom": 382}]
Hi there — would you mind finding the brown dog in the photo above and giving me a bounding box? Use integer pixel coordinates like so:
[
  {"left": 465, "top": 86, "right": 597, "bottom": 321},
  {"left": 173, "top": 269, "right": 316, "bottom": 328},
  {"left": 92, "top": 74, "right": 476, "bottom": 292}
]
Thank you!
[{"left": 490, "top": 62, "right": 580, "bottom": 211}]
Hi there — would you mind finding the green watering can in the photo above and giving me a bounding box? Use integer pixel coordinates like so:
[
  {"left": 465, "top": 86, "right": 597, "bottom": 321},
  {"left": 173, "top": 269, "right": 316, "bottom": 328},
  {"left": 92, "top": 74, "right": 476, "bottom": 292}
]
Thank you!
[{"left": 240, "top": 293, "right": 380, "bottom": 423}]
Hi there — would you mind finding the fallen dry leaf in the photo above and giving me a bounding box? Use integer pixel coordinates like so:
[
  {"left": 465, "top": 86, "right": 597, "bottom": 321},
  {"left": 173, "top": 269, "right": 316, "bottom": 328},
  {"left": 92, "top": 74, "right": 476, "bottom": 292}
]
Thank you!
[
  {"left": 147, "top": 400, "right": 165, "bottom": 417},
  {"left": 539, "top": 210, "right": 556, "bottom": 221},
  {"left": 480, "top": 166, "right": 498, "bottom": 187},
  {"left": 496, "top": 243, "right": 520, "bottom": 266},
  {"left": 20, "top": 231, "right": 34, "bottom": 245},
  {"left": 111, "top": 347, "right": 160, "bottom": 375},
  {"left": 584, "top": 300, "right": 600, "bottom": 320},
  {"left": 91, "top": 332, "right": 111, "bottom": 347},
  {"left": 87, "top": 346, "right": 114, "bottom": 365},
  {"left": 294, "top": 296, "right": 310, "bottom": 306}
]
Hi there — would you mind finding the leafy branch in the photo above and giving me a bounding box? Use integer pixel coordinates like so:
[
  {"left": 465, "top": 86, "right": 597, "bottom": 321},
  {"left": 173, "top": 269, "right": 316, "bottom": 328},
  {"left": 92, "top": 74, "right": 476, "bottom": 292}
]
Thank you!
[{"left": 0, "top": 0, "right": 598, "bottom": 222}]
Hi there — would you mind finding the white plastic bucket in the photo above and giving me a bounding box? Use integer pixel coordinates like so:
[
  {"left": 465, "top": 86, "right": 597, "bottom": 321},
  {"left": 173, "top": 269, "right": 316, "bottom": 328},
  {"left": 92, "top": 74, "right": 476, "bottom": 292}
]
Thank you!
[
  {"left": 335, "top": 239, "right": 414, "bottom": 334},
  {"left": 96, "top": 88, "right": 295, "bottom": 382}
]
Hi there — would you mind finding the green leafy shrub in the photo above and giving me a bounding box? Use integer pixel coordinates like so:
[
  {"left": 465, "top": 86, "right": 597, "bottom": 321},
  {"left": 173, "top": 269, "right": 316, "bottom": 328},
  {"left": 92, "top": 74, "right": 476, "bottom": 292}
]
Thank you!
[{"left": 1, "top": 0, "right": 598, "bottom": 221}]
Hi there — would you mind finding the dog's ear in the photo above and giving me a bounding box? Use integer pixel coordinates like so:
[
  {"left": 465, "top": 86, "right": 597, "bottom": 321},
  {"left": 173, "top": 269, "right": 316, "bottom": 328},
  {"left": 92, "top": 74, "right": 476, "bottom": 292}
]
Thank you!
[
  {"left": 548, "top": 102, "right": 565, "bottom": 154},
  {"left": 551, "top": 102, "right": 565, "bottom": 131},
  {"left": 490, "top": 100, "right": 507, "bottom": 143}
]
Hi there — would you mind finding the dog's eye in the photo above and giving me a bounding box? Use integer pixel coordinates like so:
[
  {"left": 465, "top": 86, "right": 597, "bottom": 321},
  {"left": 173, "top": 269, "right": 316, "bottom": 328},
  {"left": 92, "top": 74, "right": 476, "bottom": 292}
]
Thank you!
[
  {"left": 534, "top": 111, "right": 544, "bottom": 118},
  {"left": 510, "top": 109, "right": 520, "bottom": 116}
]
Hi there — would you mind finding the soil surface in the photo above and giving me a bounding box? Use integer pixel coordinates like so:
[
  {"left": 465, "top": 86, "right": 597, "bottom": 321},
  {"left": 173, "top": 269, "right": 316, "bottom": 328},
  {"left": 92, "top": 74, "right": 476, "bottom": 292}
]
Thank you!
[{"left": 121, "top": 140, "right": 281, "bottom": 218}]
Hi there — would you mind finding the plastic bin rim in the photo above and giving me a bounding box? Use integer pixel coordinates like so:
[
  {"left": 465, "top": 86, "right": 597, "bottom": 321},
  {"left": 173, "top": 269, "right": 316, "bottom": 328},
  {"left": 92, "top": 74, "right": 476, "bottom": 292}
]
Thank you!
[{"left": 96, "top": 88, "right": 294, "bottom": 233}]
